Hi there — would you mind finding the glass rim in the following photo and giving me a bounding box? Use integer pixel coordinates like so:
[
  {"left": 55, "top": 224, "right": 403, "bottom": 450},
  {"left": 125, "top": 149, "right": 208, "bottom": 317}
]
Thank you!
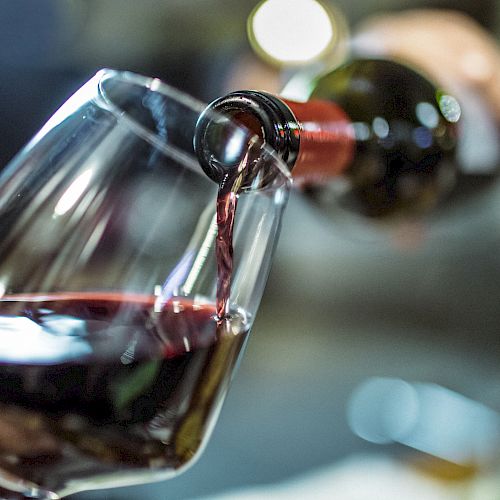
[{"left": 95, "top": 68, "right": 292, "bottom": 184}]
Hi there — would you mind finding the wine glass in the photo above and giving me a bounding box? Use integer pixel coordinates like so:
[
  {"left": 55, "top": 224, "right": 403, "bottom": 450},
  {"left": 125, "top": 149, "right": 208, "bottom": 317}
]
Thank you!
[{"left": 0, "top": 69, "right": 291, "bottom": 499}]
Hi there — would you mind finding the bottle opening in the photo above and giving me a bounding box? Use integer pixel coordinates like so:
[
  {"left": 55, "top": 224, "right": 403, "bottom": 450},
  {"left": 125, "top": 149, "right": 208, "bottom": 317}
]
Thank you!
[
  {"left": 230, "top": 111, "right": 266, "bottom": 141},
  {"left": 194, "top": 91, "right": 299, "bottom": 187}
]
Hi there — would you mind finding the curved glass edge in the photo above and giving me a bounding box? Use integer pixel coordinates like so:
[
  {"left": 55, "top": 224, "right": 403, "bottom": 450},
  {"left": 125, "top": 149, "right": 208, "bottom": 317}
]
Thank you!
[{"left": 95, "top": 69, "right": 292, "bottom": 190}]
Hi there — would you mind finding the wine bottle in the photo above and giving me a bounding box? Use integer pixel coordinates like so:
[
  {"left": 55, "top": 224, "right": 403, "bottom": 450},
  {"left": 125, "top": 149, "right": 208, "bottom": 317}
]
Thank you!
[{"left": 195, "top": 58, "right": 462, "bottom": 220}]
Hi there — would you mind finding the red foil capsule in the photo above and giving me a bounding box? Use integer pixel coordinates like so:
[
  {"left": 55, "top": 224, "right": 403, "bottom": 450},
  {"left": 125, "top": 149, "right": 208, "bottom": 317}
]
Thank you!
[{"left": 282, "top": 98, "right": 355, "bottom": 185}]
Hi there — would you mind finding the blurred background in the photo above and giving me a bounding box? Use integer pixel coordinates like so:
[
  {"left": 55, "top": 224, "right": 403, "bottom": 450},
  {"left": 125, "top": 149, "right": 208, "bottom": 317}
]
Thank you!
[{"left": 1, "top": 0, "right": 500, "bottom": 498}]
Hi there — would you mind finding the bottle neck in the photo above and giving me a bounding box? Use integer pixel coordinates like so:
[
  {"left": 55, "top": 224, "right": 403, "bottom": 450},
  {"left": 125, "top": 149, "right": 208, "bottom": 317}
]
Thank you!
[
  {"left": 194, "top": 91, "right": 355, "bottom": 185},
  {"left": 281, "top": 97, "right": 354, "bottom": 184}
]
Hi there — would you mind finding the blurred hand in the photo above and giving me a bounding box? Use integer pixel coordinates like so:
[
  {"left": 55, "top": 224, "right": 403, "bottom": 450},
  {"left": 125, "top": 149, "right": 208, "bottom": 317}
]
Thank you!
[{"left": 352, "top": 9, "right": 500, "bottom": 122}]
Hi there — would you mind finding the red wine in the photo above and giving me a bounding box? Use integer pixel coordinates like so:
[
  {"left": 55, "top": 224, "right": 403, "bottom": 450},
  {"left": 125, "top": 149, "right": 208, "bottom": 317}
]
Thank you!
[
  {"left": 0, "top": 292, "right": 249, "bottom": 492},
  {"left": 215, "top": 147, "right": 257, "bottom": 320},
  {"left": 216, "top": 186, "right": 237, "bottom": 320}
]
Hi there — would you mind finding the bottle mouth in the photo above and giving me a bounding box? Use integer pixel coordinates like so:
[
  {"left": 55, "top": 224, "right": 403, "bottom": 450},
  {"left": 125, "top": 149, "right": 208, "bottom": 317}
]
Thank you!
[{"left": 194, "top": 91, "right": 298, "bottom": 187}]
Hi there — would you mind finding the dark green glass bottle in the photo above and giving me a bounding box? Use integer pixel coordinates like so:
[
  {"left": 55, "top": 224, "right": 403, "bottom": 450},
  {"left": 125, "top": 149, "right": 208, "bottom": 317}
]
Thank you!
[{"left": 195, "top": 58, "right": 461, "bottom": 219}]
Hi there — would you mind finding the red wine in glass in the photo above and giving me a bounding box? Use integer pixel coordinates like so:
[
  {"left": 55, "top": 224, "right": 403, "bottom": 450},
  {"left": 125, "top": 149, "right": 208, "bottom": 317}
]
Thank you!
[{"left": 0, "top": 292, "right": 248, "bottom": 493}]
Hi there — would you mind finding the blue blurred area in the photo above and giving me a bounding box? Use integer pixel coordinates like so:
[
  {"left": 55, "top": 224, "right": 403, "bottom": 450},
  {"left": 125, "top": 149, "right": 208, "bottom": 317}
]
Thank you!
[
  {"left": 0, "top": 0, "right": 61, "bottom": 66},
  {"left": 0, "top": 0, "right": 87, "bottom": 167}
]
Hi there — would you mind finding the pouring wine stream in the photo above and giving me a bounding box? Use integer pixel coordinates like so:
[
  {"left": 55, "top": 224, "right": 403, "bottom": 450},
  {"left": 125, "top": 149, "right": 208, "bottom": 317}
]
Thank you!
[
  {"left": 214, "top": 138, "right": 260, "bottom": 321},
  {"left": 215, "top": 178, "right": 237, "bottom": 320}
]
